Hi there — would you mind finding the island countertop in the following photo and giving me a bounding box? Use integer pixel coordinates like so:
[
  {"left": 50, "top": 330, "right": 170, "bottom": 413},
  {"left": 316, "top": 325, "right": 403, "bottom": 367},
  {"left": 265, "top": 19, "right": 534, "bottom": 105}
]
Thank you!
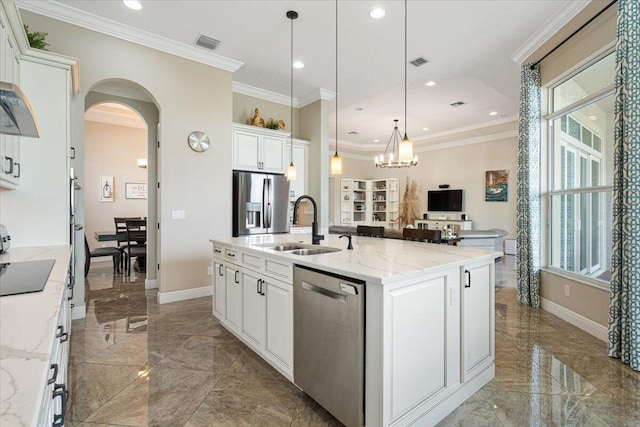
[
  {"left": 210, "top": 232, "right": 501, "bottom": 285},
  {"left": 0, "top": 246, "right": 71, "bottom": 427}
]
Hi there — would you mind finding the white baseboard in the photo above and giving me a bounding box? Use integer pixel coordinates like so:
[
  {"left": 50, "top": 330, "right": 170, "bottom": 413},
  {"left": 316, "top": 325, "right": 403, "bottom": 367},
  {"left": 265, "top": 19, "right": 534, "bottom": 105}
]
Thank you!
[
  {"left": 71, "top": 304, "right": 86, "bottom": 320},
  {"left": 541, "top": 297, "right": 608, "bottom": 342},
  {"left": 145, "top": 278, "right": 158, "bottom": 289},
  {"left": 157, "top": 285, "right": 212, "bottom": 304}
]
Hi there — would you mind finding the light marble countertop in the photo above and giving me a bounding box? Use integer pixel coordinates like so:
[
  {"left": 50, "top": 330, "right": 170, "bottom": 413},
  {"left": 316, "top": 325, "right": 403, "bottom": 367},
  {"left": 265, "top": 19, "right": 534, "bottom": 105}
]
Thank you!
[
  {"left": 211, "top": 233, "right": 502, "bottom": 285},
  {"left": 0, "top": 246, "right": 71, "bottom": 427}
]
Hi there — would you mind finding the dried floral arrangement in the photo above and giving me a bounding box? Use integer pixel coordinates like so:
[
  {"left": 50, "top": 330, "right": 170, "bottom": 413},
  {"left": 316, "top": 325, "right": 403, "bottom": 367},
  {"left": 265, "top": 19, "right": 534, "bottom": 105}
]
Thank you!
[{"left": 397, "top": 177, "right": 421, "bottom": 228}]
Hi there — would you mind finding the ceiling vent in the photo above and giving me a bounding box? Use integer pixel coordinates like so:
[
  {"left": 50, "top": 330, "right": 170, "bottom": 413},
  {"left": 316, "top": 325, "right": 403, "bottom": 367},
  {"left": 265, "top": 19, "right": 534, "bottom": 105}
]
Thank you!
[
  {"left": 450, "top": 101, "right": 467, "bottom": 107},
  {"left": 348, "top": 131, "right": 360, "bottom": 135},
  {"left": 410, "top": 57, "right": 429, "bottom": 67},
  {"left": 195, "top": 34, "right": 221, "bottom": 51}
]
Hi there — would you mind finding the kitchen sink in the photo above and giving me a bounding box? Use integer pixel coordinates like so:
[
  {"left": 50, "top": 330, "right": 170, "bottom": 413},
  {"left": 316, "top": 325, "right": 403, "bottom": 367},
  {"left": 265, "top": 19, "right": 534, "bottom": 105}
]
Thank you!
[
  {"left": 287, "top": 247, "right": 341, "bottom": 256},
  {"left": 268, "top": 244, "right": 307, "bottom": 251}
]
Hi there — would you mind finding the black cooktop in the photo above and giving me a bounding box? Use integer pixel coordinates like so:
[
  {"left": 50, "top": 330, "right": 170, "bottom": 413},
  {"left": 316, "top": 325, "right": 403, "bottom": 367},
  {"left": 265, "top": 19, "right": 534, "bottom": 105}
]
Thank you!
[{"left": 0, "top": 259, "right": 55, "bottom": 297}]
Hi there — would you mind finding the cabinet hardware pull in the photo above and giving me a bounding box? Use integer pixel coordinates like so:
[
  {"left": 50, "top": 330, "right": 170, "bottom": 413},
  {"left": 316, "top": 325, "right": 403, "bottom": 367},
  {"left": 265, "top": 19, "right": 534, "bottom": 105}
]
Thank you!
[
  {"left": 227, "top": 252, "right": 235, "bottom": 258},
  {"left": 13, "top": 162, "right": 20, "bottom": 178},
  {"left": 70, "top": 147, "right": 76, "bottom": 159},
  {"left": 56, "top": 325, "right": 64, "bottom": 337},
  {"left": 68, "top": 285, "right": 73, "bottom": 301},
  {"left": 465, "top": 270, "right": 471, "bottom": 288},
  {"left": 218, "top": 264, "right": 223, "bottom": 276},
  {"left": 52, "top": 384, "right": 67, "bottom": 427},
  {"left": 257, "top": 278, "right": 260, "bottom": 294},
  {"left": 47, "top": 364, "right": 58, "bottom": 385},
  {"left": 4, "top": 156, "right": 13, "bottom": 174},
  {"left": 235, "top": 270, "right": 239, "bottom": 284},
  {"left": 258, "top": 279, "right": 263, "bottom": 296},
  {"left": 59, "top": 332, "right": 69, "bottom": 343},
  {"left": 214, "top": 248, "right": 221, "bottom": 254}
]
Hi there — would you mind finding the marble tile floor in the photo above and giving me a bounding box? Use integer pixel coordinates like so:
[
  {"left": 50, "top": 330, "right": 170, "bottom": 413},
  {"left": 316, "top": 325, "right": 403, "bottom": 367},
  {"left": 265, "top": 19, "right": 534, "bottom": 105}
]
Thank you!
[{"left": 69, "top": 262, "right": 639, "bottom": 426}]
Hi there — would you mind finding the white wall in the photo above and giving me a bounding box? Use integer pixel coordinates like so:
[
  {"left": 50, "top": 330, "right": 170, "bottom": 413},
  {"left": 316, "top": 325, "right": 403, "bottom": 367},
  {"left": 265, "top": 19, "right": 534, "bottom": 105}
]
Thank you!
[
  {"left": 84, "top": 119, "right": 147, "bottom": 252},
  {"left": 21, "top": 11, "right": 233, "bottom": 297},
  {"left": 330, "top": 126, "right": 519, "bottom": 237}
]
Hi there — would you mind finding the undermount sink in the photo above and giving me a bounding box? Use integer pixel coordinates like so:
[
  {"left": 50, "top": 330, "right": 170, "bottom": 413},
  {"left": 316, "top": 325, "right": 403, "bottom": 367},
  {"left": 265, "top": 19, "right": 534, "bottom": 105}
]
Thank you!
[
  {"left": 268, "top": 244, "right": 307, "bottom": 251},
  {"left": 287, "top": 247, "right": 341, "bottom": 256}
]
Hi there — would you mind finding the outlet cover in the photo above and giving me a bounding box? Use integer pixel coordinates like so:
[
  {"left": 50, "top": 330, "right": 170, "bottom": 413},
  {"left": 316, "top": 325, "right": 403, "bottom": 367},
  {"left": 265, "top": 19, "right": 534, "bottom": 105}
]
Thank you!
[
  {"left": 171, "top": 210, "right": 186, "bottom": 220},
  {"left": 564, "top": 284, "right": 570, "bottom": 297},
  {"left": 207, "top": 266, "right": 213, "bottom": 276}
]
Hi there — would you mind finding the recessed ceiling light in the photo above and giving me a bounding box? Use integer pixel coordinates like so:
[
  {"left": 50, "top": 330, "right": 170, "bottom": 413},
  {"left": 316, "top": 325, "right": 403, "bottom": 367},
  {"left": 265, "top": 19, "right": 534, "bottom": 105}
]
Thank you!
[
  {"left": 293, "top": 61, "right": 304, "bottom": 69},
  {"left": 425, "top": 81, "right": 437, "bottom": 87},
  {"left": 369, "top": 7, "right": 386, "bottom": 19},
  {"left": 489, "top": 111, "right": 498, "bottom": 116},
  {"left": 373, "top": 139, "right": 379, "bottom": 142},
  {"left": 588, "top": 115, "right": 598, "bottom": 121},
  {"left": 123, "top": 0, "right": 142, "bottom": 10},
  {"left": 422, "top": 127, "right": 429, "bottom": 131}
]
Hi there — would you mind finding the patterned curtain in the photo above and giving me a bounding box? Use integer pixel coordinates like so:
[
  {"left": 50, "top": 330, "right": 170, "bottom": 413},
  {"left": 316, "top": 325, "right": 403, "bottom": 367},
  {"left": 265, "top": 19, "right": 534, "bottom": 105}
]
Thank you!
[
  {"left": 516, "top": 64, "right": 542, "bottom": 308},
  {"left": 608, "top": 0, "right": 640, "bottom": 372}
]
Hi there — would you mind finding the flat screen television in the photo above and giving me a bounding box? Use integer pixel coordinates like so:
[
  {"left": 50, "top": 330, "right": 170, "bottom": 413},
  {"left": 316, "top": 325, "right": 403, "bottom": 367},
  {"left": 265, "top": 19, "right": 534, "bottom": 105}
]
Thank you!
[{"left": 428, "top": 189, "right": 463, "bottom": 212}]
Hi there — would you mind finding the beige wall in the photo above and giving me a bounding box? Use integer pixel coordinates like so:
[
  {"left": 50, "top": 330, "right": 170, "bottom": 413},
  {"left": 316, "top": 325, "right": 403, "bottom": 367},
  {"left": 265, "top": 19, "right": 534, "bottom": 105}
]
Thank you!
[
  {"left": 540, "top": 270, "right": 609, "bottom": 327},
  {"left": 330, "top": 129, "right": 519, "bottom": 237},
  {"left": 22, "top": 11, "right": 233, "bottom": 297},
  {"left": 233, "top": 93, "right": 300, "bottom": 138},
  {"left": 84, "top": 119, "right": 147, "bottom": 253}
]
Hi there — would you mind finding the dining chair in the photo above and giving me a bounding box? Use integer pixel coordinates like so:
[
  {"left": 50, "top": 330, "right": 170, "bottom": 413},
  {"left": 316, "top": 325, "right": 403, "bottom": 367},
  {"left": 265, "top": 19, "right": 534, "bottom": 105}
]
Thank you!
[
  {"left": 114, "top": 217, "right": 142, "bottom": 270},
  {"left": 84, "top": 234, "right": 121, "bottom": 276},
  {"left": 356, "top": 225, "right": 385, "bottom": 238},
  {"left": 123, "top": 219, "right": 147, "bottom": 275},
  {"left": 402, "top": 228, "right": 442, "bottom": 244}
]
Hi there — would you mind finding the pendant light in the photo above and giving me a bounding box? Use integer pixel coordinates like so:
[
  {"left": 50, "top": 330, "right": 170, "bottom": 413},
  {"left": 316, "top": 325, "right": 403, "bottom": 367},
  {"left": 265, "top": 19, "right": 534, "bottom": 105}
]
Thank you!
[
  {"left": 330, "top": 0, "right": 343, "bottom": 175},
  {"left": 286, "top": 10, "right": 298, "bottom": 181},
  {"left": 375, "top": 0, "right": 417, "bottom": 168}
]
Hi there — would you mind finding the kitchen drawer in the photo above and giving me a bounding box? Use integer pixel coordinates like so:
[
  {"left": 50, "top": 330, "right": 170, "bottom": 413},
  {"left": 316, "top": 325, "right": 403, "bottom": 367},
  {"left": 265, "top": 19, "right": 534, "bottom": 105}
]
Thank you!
[
  {"left": 241, "top": 251, "right": 263, "bottom": 270},
  {"left": 212, "top": 245, "right": 224, "bottom": 257},
  {"left": 224, "top": 248, "right": 239, "bottom": 262},
  {"left": 265, "top": 257, "right": 292, "bottom": 282}
]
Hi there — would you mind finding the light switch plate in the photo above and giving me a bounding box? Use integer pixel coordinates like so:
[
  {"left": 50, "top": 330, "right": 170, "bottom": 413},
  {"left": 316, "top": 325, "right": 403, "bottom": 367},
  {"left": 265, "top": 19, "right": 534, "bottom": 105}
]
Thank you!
[{"left": 171, "top": 210, "right": 186, "bottom": 220}]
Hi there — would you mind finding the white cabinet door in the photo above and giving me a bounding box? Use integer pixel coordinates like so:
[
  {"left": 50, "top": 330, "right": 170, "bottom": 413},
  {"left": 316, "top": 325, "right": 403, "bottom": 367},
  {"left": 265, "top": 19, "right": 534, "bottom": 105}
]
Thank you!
[
  {"left": 212, "top": 260, "right": 226, "bottom": 320},
  {"left": 264, "top": 277, "right": 293, "bottom": 373},
  {"left": 261, "top": 135, "right": 285, "bottom": 173},
  {"left": 462, "top": 262, "right": 494, "bottom": 381},
  {"left": 233, "top": 130, "right": 261, "bottom": 172},
  {"left": 387, "top": 269, "right": 460, "bottom": 422},
  {"left": 225, "top": 265, "right": 242, "bottom": 332},
  {"left": 241, "top": 269, "right": 265, "bottom": 348}
]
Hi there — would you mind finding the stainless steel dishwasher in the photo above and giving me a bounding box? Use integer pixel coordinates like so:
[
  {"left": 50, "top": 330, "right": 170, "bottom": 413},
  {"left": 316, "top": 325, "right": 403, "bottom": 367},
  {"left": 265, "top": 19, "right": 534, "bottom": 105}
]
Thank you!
[{"left": 293, "top": 265, "right": 365, "bottom": 427}]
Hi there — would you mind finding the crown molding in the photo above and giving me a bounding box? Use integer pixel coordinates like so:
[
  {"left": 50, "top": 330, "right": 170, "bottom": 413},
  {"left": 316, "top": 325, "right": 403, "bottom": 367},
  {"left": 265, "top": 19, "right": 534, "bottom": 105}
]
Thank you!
[
  {"left": 85, "top": 108, "right": 147, "bottom": 129},
  {"left": 415, "top": 130, "right": 518, "bottom": 153},
  {"left": 298, "top": 88, "right": 336, "bottom": 108},
  {"left": 16, "top": 0, "right": 243, "bottom": 72},
  {"left": 232, "top": 81, "right": 299, "bottom": 107},
  {"left": 511, "top": 0, "right": 592, "bottom": 65},
  {"left": 413, "top": 115, "right": 518, "bottom": 143}
]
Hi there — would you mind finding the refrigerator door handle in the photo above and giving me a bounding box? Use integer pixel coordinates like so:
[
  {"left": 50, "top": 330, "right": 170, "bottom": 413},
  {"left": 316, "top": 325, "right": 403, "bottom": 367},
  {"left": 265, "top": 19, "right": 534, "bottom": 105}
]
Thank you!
[{"left": 264, "top": 178, "right": 272, "bottom": 229}]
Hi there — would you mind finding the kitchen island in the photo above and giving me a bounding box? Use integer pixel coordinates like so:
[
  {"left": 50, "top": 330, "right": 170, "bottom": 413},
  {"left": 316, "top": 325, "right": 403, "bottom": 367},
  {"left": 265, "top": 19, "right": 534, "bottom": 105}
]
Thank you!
[
  {"left": 0, "top": 246, "right": 72, "bottom": 427},
  {"left": 210, "top": 233, "right": 501, "bottom": 426}
]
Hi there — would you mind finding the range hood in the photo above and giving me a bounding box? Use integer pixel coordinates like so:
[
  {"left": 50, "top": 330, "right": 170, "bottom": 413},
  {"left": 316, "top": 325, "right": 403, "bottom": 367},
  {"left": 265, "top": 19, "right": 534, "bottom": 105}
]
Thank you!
[{"left": 0, "top": 81, "right": 40, "bottom": 138}]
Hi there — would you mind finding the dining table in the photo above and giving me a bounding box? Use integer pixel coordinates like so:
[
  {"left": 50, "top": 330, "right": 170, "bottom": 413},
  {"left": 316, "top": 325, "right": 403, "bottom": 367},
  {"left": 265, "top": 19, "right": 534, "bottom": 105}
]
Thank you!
[{"left": 93, "top": 231, "right": 147, "bottom": 272}]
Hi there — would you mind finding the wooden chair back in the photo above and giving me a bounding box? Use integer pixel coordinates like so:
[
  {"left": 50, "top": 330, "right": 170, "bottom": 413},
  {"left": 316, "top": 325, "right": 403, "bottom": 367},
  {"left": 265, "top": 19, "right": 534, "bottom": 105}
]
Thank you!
[
  {"left": 403, "top": 228, "right": 442, "bottom": 243},
  {"left": 356, "top": 225, "right": 385, "bottom": 238}
]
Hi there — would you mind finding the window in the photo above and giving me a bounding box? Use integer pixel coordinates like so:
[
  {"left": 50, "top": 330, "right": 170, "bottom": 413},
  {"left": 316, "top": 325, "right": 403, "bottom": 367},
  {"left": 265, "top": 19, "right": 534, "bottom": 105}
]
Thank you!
[{"left": 548, "top": 52, "right": 614, "bottom": 284}]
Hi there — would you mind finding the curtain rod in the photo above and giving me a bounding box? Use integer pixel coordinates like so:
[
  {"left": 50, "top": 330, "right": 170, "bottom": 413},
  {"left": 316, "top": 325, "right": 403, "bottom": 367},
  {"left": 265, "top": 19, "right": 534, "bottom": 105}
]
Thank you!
[{"left": 531, "top": 0, "right": 617, "bottom": 69}]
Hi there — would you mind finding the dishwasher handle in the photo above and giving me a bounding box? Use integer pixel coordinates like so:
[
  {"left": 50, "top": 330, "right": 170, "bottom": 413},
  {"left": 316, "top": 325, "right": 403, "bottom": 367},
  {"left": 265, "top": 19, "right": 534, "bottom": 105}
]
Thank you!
[{"left": 301, "top": 281, "right": 348, "bottom": 303}]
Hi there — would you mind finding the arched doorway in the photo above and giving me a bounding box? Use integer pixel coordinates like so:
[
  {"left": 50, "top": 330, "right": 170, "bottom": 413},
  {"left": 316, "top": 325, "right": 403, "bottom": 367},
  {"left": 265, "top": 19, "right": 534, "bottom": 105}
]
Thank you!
[{"left": 84, "top": 79, "right": 159, "bottom": 286}]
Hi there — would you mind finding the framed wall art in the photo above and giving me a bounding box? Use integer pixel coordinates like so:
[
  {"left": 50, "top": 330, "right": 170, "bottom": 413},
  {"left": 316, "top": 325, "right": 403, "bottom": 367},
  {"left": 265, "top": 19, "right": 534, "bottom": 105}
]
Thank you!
[
  {"left": 100, "top": 176, "right": 114, "bottom": 202},
  {"left": 125, "top": 183, "right": 147, "bottom": 199},
  {"left": 485, "top": 170, "right": 508, "bottom": 202}
]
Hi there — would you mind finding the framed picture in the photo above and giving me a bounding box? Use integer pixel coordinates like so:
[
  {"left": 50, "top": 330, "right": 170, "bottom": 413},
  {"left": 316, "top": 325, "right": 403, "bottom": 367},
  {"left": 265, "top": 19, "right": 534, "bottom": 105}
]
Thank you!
[
  {"left": 485, "top": 170, "right": 508, "bottom": 202},
  {"left": 100, "top": 176, "right": 114, "bottom": 202},
  {"left": 125, "top": 183, "right": 147, "bottom": 199}
]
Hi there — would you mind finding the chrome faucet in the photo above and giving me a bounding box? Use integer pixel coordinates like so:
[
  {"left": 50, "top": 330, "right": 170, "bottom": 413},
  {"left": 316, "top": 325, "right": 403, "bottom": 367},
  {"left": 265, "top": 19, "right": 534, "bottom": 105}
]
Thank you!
[{"left": 293, "top": 195, "right": 324, "bottom": 245}]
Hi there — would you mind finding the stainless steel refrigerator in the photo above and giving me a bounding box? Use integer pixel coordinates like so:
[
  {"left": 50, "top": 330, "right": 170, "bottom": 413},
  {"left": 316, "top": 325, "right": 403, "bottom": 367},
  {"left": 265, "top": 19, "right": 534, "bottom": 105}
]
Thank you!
[{"left": 233, "top": 171, "right": 291, "bottom": 236}]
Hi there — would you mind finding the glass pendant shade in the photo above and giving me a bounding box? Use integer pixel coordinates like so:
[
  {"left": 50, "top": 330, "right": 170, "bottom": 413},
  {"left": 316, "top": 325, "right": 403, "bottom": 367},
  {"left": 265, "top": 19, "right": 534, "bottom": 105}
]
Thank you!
[
  {"left": 287, "top": 162, "right": 297, "bottom": 181},
  {"left": 330, "top": 152, "right": 342, "bottom": 175},
  {"left": 399, "top": 134, "right": 413, "bottom": 162}
]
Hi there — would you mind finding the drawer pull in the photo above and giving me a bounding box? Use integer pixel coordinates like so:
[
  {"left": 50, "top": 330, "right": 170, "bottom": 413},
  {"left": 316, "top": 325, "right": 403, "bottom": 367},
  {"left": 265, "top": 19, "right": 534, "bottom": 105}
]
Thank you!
[
  {"left": 465, "top": 270, "right": 471, "bottom": 288},
  {"left": 56, "top": 325, "right": 63, "bottom": 337},
  {"left": 214, "top": 248, "right": 222, "bottom": 254},
  {"left": 227, "top": 252, "right": 236, "bottom": 258},
  {"left": 47, "top": 364, "right": 58, "bottom": 385},
  {"left": 59, "top": 332, "right": 69, "bottom": 343},
  {"left": 52, "top": 384, "right": 67, "bottom": 427}
]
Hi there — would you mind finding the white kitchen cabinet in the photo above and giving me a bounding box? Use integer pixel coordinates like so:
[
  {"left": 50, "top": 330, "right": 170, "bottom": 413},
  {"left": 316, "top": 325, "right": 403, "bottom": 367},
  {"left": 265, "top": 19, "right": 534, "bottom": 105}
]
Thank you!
[
  {"left": 285, "top": 139, "right": 308, "bottom": 200},
  {"left": 232, "top": 123, "right": 287, "bottom": 173},
  {"left": 240, "top": 268, "right": 264, "bottom": 348},
  {"left": 461, "top": 261, "right": 494, "bottom": 381},
  {"left": 263, "top": 277, "right": 293, "bottom": 372},
  {"left": 225, "top": 264, "right": 242, "bottom": 332},
  {"left": 212, "top": 259, "right": 226, "bottom": 319}
]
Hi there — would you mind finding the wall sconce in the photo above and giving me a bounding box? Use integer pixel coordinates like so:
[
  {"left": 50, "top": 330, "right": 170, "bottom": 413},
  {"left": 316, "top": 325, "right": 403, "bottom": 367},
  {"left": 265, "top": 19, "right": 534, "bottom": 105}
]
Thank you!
[{"left": 137, "top": 158, "right": 147, "bottom": 168}]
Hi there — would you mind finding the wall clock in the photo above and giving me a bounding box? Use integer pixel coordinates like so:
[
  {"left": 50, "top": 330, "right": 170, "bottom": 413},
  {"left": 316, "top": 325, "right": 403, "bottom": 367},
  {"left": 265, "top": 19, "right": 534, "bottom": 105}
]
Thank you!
[{"left": 188, "top": 131, "right": 210, "bottom": 152}]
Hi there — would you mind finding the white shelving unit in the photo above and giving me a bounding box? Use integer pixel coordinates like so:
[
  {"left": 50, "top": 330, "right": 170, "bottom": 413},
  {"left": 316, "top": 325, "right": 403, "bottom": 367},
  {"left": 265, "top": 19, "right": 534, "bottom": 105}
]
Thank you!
[
  {"left": 414, "top": 219, "right": 473, "bottom": 235},
  {"left": 340, "top": 178, "right": 399, "bottom": 229}
]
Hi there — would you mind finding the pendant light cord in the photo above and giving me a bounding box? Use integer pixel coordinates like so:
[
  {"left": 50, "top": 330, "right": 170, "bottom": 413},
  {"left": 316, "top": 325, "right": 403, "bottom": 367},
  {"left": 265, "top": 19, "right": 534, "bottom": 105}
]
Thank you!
[
  {"left": 404, "top": 0, "right": 408, "bottom": 136},
  {"left": 290, "top": 14, "right": 294, "bottom": 159},
  {"left": 335, "top": 0, "right": 338, "bottom": 156}
]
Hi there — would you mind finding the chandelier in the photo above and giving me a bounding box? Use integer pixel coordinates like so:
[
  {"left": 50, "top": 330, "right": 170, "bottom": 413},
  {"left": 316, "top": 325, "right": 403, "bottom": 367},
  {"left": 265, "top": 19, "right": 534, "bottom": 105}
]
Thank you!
[
  {"left": 375, "top": 120, "right": 417, "bottom": 168},
  {"left": 374, "top": 0, "right": 417, "bottom": 169}
]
